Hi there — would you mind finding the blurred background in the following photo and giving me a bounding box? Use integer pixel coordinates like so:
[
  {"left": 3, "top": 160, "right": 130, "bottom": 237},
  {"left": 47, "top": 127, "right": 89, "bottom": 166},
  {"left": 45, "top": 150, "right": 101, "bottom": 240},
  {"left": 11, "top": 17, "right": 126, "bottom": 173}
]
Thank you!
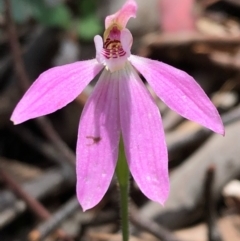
[{"left": 1, "top": 0, "right": 240, "bottom": 240}]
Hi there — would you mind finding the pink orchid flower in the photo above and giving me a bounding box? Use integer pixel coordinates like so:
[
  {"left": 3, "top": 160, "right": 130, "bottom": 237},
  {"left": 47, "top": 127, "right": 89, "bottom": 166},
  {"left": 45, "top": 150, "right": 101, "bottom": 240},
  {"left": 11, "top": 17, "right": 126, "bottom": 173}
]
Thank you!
[{"left": 11, "top": 0, "right": 224, "bottom": 211}]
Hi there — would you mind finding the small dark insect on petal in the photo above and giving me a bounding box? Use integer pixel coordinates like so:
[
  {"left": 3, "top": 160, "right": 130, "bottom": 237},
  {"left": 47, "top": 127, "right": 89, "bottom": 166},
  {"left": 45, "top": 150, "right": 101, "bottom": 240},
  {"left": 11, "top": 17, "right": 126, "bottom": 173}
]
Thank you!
[{"left": 86, "top": 136, "right": 102, "bottom": 145}]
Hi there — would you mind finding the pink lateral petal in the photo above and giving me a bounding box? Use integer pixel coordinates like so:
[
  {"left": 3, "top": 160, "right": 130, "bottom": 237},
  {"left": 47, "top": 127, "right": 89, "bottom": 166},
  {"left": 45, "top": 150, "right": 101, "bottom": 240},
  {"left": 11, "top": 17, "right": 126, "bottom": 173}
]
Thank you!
[
  {"left": 105, "top": 0, "right": 137, "bottom": 29},
  {"left": 11, "top": 59, "right": 103, "bottom": 124},
  {"left": 130, "top": 55, "right": 224, "bottom": 135},
  {"left": 120, "top": 28, "right": 133, "bottom": 53},
  {"left": 119, "top": 63, "right": 169, "bottom": 205},
  {"left": 76, "top": 69, "right": 121, "bottom": 211},
  {"left": 94, "top": 35, "right": 104, "bottom": 64}
]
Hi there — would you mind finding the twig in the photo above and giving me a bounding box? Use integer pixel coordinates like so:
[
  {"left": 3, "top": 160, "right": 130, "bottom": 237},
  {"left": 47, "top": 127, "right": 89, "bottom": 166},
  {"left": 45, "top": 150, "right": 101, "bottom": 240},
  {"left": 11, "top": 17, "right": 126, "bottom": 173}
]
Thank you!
[
  {"left": 221, "top": 104, "right": 240, "bottom": 125},
  {"left": 200, "top": 0, "right": 220, "bottom": 8},
  {"left": 29, "top": 197, "right": 80, "bottom": 241},
  {"left": 204, "top": 165, "right": 223, "bottom": 241},
  {"left": 224, "top": 0, "right": 240, "bottom": 7},
  {"left": 4, "top": 0, "right": 75, "bottom": 166},
  {"left": 143, "top": 32, "right": 240, "bottom": 49},
  {"left": 4, "top": 0, "right": 29, "bottom": 90},
  {"left": 0, "top": 168, "right": 74, "bottom": 241},
  {"left": 168, "top": 104, "right": 240, "bottom": 158},
  {"left": 130, "top": 203, "right": 185, "bottom": 241},
  {"left": 0, "top": 168, "right": 50, "bottom": 220},
  {"left": 82, "top": 211, "right": 117, "bottom": 227},
  {"left": 35, "top": 117, "right": 76, "bottom": 165},
  {"left": 0, "top": 168, "right": 75, "bottom": 228},
  {"left": 210, "top": 51, "right": 240, "bottom": 70},
  {"left": 11, "top": 126, "right": 68, "bottom": 166}
]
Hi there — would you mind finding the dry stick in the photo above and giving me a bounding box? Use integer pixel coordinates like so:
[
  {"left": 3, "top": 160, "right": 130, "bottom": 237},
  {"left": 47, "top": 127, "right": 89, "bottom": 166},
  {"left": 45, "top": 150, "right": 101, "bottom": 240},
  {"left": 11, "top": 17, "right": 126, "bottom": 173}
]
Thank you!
[
  {"left": 143, "top": 32, "right": 240, "bottom": 49},
  {"left": 36, "top": 118, "right": 76, "bottom": 165},
  {"left": 0, "top": 168, "right": 74, "bottom": 241},
  {"left": 168, "top": 104, "right": 240, "bottom": 157},
  {"left": 4, "top": 0, "right": 29, "bottom": 90},
  {"left": 28, "top": 186, "right": 117, "bottom": 241},
  {"left": 28, "top": 197, "right": 80, "bottom": 241},
  {"left": 224, "top": 0, "right": 240, "bottom": 7},
  {"left": 0, "top": 168, "right": 50, "bottom": 220},
  {"left": 4, "top": 1, "right": 76, "bottom": 240},
  {"left": 0, "top": 168, "right": 75, "bottom": 228},
  {"left": 130, "top": 203, "right": 186, "bottom": 241},
  {"left": 81, "top": 211, "right": 118, "bottom": 227},
  {"left": 204, "top": 165, "right": 223, "bottom": 241},
  {"left": 12, "top": 126, "right": 69, "bottom": 166},
  {"left": 201, "top": 0, "right": 220, "bottom": 8},
  {"left": 4, "top": 0, "right": 75, "bottom": 166}
]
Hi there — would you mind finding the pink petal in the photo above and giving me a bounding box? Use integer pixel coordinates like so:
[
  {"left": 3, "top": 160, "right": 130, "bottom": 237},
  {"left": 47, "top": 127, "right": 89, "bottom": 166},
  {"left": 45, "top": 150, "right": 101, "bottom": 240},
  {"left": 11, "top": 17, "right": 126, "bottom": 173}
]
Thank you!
[
  {"left": 94, "top": 35, "right": 104, "bottom": 64},
  {"left": 105, "top": 0, "right": 137, "bottom": 29},
  {"left": 119, "top": 63, "right": 169, "bottom": 205},
  {"left": 76, "top": 69, "right": 121, "bottom": 211},
  {"left": 11, "top": 59, "right": 103, "bottom": 124},
  {"left": 94, "top": 30, "right": 132, "bottom": 72},
  {"left": 130, "top": 55, "right": 224, "bottom": 135},
  {"left": 120, "top": 28, "right": 133, "bottom": 53}
]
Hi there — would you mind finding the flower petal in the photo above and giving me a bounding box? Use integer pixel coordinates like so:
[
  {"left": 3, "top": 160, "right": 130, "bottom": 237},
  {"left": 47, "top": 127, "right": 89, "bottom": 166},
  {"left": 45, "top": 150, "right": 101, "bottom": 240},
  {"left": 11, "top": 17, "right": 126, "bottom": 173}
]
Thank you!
[
  {"left": 94, "top": 35, "right": 104, "bottom": 64},
  {"left": 94, "top": 30, "right": 133, "bottom": 72},
  {"left": 76, "top": 69, "right": 121, "bottom": 211},
  {"left": 119, "top": 63, "right": 169, "bottom": 205},
  {"left": 130, "top": 55, "right": 224, "bottom": 135},
  {"left": 105, "top": 0, "right": 137, "bottom": 29},
  {"left": 11, "top": 59, "right": 103, "bottom": 124},
  {"left": 120, "top": 28, "right": 133, "bottom": 53}
]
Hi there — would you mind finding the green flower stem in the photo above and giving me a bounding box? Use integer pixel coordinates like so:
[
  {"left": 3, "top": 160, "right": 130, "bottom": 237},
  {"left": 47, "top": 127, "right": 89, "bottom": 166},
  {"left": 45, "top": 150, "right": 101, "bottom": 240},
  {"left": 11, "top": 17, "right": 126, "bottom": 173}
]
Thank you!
[{"left": 116, "top": 139, "right": 129, "bottom": 241}]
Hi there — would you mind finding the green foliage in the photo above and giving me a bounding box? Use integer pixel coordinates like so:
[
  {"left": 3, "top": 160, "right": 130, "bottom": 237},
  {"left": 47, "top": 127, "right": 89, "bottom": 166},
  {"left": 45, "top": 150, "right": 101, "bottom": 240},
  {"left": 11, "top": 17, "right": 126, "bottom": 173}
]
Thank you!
[
  {"left": 77, "top": 15, "right": 102, "bottom": 41},
  {"left": 31, "top": 1, "right": 71, "bottom": 28},
  {"left": 77, "top": 0, "right": 103, "bottom": 40},
  {"left": 0, "top": 0, "right": 32, "bottom": 23},
  {"left": 0, "top": 0, "right": 102, "bottom": 41},
  {"left": 78, "top": 0, "right": 97, "bottom": 17}
]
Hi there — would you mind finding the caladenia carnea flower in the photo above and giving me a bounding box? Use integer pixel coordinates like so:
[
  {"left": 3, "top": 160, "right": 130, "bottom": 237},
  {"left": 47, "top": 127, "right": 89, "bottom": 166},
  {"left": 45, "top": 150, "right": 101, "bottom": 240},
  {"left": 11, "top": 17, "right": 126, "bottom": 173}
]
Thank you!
[{"left": 11, "top": 0, "right": 224, "bottom": 211}]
